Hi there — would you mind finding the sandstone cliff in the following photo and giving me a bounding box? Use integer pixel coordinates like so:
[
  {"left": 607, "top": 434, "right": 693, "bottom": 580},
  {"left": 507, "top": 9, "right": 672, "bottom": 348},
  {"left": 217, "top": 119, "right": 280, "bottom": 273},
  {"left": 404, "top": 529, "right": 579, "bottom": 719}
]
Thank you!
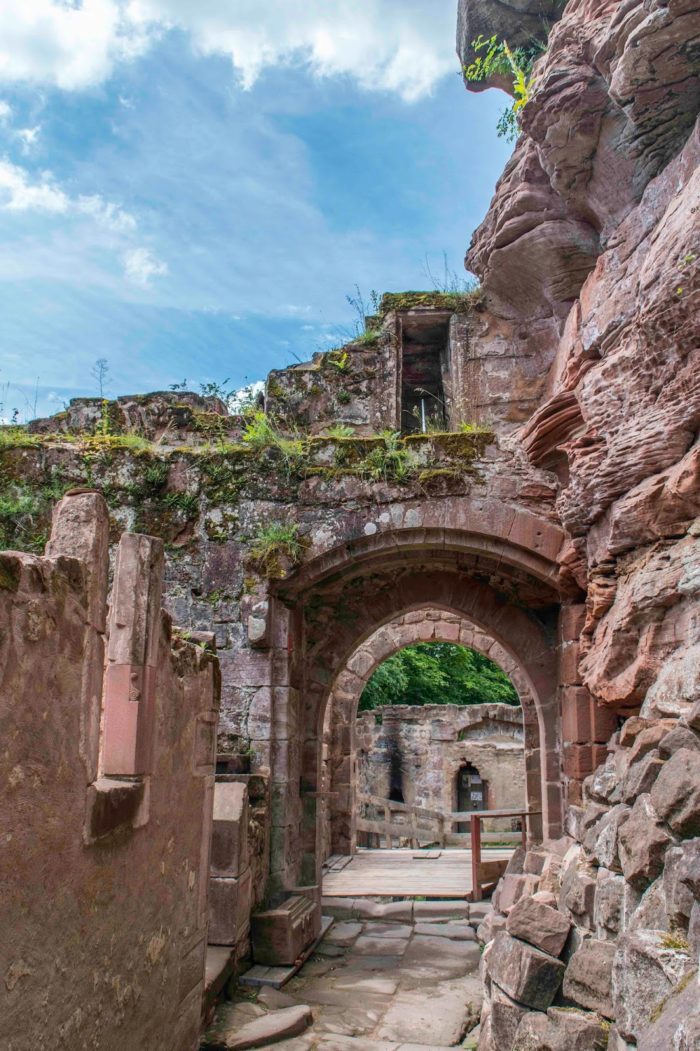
[{"left": 460, "top": 0, "right": 700, "bottom": 1046}]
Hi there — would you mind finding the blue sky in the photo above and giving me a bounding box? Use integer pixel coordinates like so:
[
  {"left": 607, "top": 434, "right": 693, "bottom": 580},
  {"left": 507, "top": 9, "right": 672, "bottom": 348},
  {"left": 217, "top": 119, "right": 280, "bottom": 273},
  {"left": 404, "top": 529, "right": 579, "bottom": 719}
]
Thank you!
[{"left": 0, "top": 1, "right": 510, "bottom": 421}]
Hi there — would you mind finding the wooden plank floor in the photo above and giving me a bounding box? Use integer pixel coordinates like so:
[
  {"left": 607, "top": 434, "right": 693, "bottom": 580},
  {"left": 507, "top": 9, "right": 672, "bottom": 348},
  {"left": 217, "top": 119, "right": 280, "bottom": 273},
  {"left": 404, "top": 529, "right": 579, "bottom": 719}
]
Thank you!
[{"left": 322, "top": 847, "right": 513, "bottom": 899}]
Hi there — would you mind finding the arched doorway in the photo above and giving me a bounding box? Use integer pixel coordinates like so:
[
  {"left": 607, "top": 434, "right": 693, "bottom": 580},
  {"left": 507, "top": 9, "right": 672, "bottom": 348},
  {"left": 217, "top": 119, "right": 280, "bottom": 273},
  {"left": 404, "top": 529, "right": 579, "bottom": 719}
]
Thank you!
[
  {"left": 266, "top": 515, "right": 571, "bottom": 895},
  {"left": 456, "top": 762, "right": 486, "bottom": 831},
  {"left": 321, "top": 608, "right": 536, "bottom": 857}
]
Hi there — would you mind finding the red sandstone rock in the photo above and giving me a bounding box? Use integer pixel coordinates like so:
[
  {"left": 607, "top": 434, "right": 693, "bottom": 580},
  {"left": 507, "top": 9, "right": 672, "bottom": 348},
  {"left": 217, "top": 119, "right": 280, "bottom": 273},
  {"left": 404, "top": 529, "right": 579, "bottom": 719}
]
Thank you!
[
  {"left": 487, "top": 931, "right": 566, "bottom": 1010},
  {"left": 651, "top": 749, "right": 700, "bottom": 837},
  {"left": 618, "top": 794, "right": 675, "bottom": 890},
  {"left": 563, "top": 938, "right": 616, "bottom": 1018},
  {"left": 506, "top": 895, "right": 571, "bottom": 957},
  {"left": 612, "top": 930, "right": 694, "bottom": 1043}
]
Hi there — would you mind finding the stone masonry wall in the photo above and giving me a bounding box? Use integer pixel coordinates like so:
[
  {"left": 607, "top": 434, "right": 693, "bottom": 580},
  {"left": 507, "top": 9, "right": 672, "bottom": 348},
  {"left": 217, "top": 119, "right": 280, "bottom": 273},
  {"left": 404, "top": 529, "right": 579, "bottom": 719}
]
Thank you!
[
  {"left": 356, "top": 703, "right": 525, "bottom": 828},
  {"left": 0, "top": 493, "right": 220, "bottom": 1051}
]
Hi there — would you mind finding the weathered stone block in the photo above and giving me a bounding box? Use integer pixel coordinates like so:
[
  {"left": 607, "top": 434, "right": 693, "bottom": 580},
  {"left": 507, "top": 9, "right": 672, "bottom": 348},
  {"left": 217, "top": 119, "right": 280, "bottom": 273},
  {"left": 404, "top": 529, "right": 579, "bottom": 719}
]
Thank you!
[
  {"left": 487, "top": 932, "right": 565, "bottom": 1010},
  {"left": 651, "top": 748, "right": 700, "bottom": 837},
  {"left": 209, "top": 869, "right": 252, "bottom": 946},
  {"left": 493, "top": 873, "right": 541, "bottom": 915},
  {"left": 618, "top": 794, "right": 675, "bottom": 890},
  {"left": 628, "top": 878, "right": 669, "bottom": 932},
  {"left": 512, "top": 1006, "right": 609, "bottom": 1050},
  {"left": 612, "top": 929, "right": 694, "bottom": 1042},
  {"left": 490, "top": 984, "right": 528, "bottom": 1051},
  {"left": 621, "top": 751, "right": 665, "bottom": 804},
  {"left": 659, "top": 724, "right": 700, "bottom": 758},
  {"left": 559, "top": 857, "right": 597, "bottom": 929},
  {"left": 663, "top": 841, "right": 699, "bottom": 930},
  {"left": 210, "top": 781, "right": 249, "bottom": 878},
  {"left": 636, "top": 973, "right": 700, "bottom": 1051},
  {"left": 506, "top": 896, "right": 571, "bottom": 957},
  {"left": 563, "top": 938, "right": 616, "bottom": 1018},
  {"left": 584, "top": 803, "right": 630, "bottom": 870}
]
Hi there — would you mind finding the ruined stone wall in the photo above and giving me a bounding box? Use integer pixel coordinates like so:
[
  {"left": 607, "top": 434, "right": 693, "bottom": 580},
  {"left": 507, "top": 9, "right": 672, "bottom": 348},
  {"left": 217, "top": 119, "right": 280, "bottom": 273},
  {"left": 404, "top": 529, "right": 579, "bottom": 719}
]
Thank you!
[
  {"left": 457, "top": 0, "right": 700, "bottom": 1045},
  {"left": 0, "top": 495, "right": 219, "bottom": 1051},
  {"left": 355, "top": 703, "right": 525, "bottom": 823}
]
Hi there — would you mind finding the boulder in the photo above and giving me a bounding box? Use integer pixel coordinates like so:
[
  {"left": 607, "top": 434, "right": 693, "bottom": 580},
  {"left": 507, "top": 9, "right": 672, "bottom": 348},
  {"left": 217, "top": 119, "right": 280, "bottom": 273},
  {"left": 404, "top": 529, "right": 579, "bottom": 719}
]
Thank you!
[
  {"left": 651, "top": 749, "right": 700, "bottom": 837},
  {"left": 490, "top": 984, "right": 528, "bottom": 1051},
  {"left": 621, "top": 751, "right": 665, "bottom": 804},
  {"left": 584, "top": 803, "right": 630, "bottom": 870},
  {"left": 618, "top": 794, "right": 675, "bottom": 890},
  {"left": 658, "top": 724, "right": 700, "bottom": 758},
  {"left": 506, "top": 896, "right": 571, "bottom": 957},
  {"left": 594, "top": 869, "right": 640, "bottom": 939},
  {"left": 209, "top": 1005, "right": 313, "bottom": 1049},
  {"left": 612, "top": 929, "right": 694, "bottom": 1042},
  {"left": 628, "top": 878, "right": 669, "bottom": 932},
  {"left": 487, "top": 932, "right": 565, "bottom": 1011},
  {"left": 559, "top": 858, "right": 597, "bottom": 928},
  {"left": 626, "top": 721, "right": 676, "bottom": 763},
  {"left": 636, "top": 970, "right": 700, "bottom": 1051},
  {"left": 586, "top": 754, "right": 621, "bottom": 805},
  {"left": 663, "top": 841, "right": 700, "bottom": 930},
  {"left": 563, "top": 938, "right": 616, "bottom": 1018},
  {"left": 493, "top": 873, "right": 541, "bottom": 915},
  {"left": 512, "top": 1006, "right": 609, "bottom": 1050}
]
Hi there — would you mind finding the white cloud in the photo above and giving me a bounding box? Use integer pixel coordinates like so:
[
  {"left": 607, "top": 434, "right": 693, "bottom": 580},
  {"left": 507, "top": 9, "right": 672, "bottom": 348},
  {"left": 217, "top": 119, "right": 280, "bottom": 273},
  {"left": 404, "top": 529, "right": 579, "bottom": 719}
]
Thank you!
[
  {"left": 0, "top": 100, "right": 11, "bottom": 122},
  {"left": 0, "top": 160, "right": 68, "bottom": 212},
  {"left": 0, "top": 160, "right": 137, "bottom": 235},
  {"left": 0, "top": 0, "right": 145, "bottom": 91},
  {"left": 123, "top": 246, "right": 168, "bottom": 286},
  {"left": 0, "top": 0, "right": 457, "bottom": 101},
  {"left": 16, "top": 125, "right": 41, "bottom": 152},
  {"left": 77, "top": 194, "right": 137, "bottom": 233}
]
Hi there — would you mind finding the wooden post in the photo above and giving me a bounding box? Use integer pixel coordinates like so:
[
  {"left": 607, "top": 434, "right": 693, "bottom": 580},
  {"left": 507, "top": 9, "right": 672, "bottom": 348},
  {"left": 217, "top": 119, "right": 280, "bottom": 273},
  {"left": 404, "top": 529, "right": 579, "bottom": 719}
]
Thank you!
[{"left": 471, "top": 814, "right": 482, "bottom": 901}]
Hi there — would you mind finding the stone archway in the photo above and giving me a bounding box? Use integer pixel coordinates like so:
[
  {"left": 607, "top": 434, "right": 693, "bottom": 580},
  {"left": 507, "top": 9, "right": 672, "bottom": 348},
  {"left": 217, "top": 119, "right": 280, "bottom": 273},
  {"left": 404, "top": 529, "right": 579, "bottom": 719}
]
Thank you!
[
  {"left": 321, "top": 608, "right": 542, "bottom": 858},
  {"left": 267, "top": 523, "right": 571, "bottom": 893}
]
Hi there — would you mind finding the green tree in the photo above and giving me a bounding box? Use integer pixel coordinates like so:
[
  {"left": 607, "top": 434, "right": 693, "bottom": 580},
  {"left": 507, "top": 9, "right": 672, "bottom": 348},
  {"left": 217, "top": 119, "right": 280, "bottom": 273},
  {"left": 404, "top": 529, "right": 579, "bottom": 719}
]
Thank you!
[{"left": 358, "top": 642, "right": 519, "bottom": 712}]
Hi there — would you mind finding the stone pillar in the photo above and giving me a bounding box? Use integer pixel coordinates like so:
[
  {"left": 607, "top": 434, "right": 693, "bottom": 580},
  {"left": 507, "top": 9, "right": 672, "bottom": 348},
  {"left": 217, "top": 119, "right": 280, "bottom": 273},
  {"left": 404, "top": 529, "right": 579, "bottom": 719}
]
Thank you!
[
  {"left": 101, "top": 533, "right": 164, "bottom": 777},
  {"left": 45, "top": 490, "right": 109, "bottom": 783}
]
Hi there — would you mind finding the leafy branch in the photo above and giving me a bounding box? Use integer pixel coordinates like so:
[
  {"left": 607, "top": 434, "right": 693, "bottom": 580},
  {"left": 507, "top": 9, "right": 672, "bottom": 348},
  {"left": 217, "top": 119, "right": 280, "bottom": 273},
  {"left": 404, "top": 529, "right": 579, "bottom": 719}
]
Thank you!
[{"left": 464, "top": 35, "right": 543, "bottom": 142}]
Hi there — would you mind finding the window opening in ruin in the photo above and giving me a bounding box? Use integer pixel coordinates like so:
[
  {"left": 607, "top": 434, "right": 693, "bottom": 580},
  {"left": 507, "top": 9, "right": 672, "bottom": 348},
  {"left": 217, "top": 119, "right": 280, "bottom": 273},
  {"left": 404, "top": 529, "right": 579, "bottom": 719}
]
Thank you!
[{"left": 399, "top": 315, "right": 451, "bottom": 433}]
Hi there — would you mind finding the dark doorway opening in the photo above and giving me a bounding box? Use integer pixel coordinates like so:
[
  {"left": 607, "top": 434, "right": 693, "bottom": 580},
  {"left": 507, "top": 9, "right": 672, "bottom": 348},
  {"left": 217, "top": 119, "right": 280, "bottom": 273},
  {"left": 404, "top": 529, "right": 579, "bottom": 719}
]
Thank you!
[{"left": 456, "top": 762, "right": 486, "bottom": 832}]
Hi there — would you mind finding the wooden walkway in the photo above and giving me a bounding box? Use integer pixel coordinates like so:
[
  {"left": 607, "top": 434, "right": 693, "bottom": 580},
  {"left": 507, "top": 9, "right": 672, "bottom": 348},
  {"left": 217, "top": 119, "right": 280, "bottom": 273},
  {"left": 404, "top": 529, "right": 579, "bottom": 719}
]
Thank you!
[{"left": 322, "top": 847, "right": 513, "bottom": 899}]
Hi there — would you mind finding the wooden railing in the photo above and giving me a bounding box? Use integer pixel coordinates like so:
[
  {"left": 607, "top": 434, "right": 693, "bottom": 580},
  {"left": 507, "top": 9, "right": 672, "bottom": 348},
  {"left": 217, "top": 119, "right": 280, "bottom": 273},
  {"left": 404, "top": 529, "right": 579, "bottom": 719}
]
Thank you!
[
  {"left": 356, "top": 793, "right": 446, "bottom": 849},
  {"left": 356, "top": 793, "right": 541, "bottom": 900}
]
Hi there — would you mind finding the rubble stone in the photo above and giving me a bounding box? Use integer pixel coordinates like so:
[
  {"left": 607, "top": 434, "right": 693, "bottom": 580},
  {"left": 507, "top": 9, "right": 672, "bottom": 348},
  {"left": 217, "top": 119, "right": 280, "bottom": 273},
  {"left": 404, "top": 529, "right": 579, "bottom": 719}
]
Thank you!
[
  {"left": 563, "top": 938, "right": 616, "bottom": 1018},
  {"left": 506, "top": 896, "right": 571, "bottom": 957},
  {"left": 651, "top": 749, "right": 700, "bottom": 837},
  {"left": 487, "top": 932, "right": 565, "bottom": 1011},
  {"left": 618, "top": 794, "right": 675, "bottom": 890},
  {"left": 612, "top": 930, "right": 694, "bottom": 1042}
]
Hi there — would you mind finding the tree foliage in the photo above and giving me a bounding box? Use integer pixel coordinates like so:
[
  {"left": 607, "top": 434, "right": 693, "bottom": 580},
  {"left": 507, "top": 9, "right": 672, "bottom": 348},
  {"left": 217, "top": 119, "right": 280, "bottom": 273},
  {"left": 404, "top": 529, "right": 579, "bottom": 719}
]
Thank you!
[{"left": 358, "top": 642, "right": 519, "bottom": 712}]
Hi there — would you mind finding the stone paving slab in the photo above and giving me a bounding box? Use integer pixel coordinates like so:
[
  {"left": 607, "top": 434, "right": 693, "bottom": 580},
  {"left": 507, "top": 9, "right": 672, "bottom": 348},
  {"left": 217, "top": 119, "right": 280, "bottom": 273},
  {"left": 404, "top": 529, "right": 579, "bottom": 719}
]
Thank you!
[
  {"left": 413, "top": 921, "right": 476, "bottom": 940},
  {"left": 353, "top": 934, "right": 410, "bottom": 955},
  {"left": 375, "top": 981, "right": 475, "bottom": 1046},
  {"left": 364, "top": 923, "right": 414, "bottom": 939},
  {"left": 209, "top": 912, "right": 482, "bottom": 1050},
  {"left": 324, "top": 922, "right": 362, "bottom": 946}
]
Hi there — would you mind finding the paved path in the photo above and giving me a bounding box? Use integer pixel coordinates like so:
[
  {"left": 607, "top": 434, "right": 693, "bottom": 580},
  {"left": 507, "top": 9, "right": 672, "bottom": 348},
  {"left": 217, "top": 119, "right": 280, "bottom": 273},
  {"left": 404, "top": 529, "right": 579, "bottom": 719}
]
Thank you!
[
  {"left": 322, "top": 847, "right": 512, "bottom": 899},
  {"left": 203, "top": 906, "right": 486, "bottom": 1050}
]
